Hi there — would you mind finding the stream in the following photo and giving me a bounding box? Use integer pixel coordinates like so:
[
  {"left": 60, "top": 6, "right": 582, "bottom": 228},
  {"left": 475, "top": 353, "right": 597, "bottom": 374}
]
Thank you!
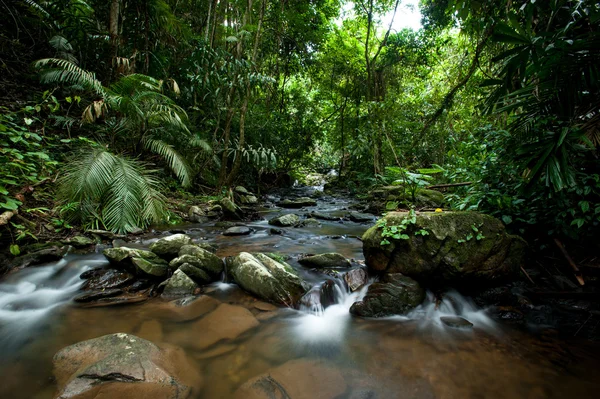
[{"left": 1, "top": 187, "right": 600, "bottom": 398}]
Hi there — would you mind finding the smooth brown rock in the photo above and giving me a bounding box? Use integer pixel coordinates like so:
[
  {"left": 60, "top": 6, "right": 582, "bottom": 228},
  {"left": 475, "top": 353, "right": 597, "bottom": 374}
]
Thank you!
[
  {"left": 234, "top": 359, "right": 346, "bottom": 399},
  {"left": 52, "top": 333, "right": 201, "bottom": 399},
  {"left": 170, "top": 303, "right": 259, "bottom": 350}
]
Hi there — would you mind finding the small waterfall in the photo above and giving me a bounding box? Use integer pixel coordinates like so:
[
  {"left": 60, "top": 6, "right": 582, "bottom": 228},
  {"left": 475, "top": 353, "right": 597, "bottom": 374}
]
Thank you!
[
  {"left": 294, "top": 279, "right": 368, "bottom": 344},
  {"left": 0, "top": 254, "right": 106, "bottom": 353}
]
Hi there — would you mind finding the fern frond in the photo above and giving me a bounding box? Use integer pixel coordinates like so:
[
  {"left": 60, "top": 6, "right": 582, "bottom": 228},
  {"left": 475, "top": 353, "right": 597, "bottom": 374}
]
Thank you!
[{"left": 189, "top": 136, "right": 212, "bottom": 153}]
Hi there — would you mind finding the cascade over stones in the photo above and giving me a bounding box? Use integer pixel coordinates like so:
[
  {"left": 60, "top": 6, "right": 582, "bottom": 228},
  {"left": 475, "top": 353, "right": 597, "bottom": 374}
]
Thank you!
[
  {"left": 227, "top": 252, "right": 308, "bottom": 305},
  {"left": 52, "top": 333, "right": 200, "bottom": 399},
  {"left": 149, "top": 234, "right": 193, "bottom": 259},
  {"left": 350, "top": 273, "right": 425, "bottom": 317},
  {"left": 362, "top": 211, "right": 526, "bottom": 286}
]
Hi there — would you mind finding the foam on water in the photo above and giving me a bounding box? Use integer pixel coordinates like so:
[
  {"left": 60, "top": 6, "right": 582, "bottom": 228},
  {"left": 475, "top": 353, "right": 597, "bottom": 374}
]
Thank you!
[
  {"left": 293, "top": 280, "right": 368, "bottom": 345},
  {"left": 0, "top": 254, "right": 107, "bottom": 353}
]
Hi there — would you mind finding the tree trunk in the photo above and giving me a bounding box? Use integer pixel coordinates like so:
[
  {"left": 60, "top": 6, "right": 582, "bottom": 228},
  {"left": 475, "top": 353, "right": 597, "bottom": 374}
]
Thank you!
[{"left": 109, "top": 0, "right": 120, "bottom": 65}]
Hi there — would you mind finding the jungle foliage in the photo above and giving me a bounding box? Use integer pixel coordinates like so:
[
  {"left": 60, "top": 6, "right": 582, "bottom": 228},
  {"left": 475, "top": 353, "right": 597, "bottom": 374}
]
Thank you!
[{"left": 0, "top": 0, "right": 598, "bottom": 244}]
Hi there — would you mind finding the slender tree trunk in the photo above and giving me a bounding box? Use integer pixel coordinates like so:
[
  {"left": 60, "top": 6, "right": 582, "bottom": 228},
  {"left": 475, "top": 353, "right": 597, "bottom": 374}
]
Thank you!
[
  {"left": 226, "top": 0, "right": 266, "bottom": 185},
  {"left": 144, "top": 1, "right": 150, "bottom": 74},
  {"left": 109, "top": 0, "right": 120, "bottom": 77}
]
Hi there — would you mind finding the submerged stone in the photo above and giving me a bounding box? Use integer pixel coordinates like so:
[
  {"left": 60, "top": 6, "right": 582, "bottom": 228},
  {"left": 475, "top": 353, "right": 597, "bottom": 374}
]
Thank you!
[
  {"left": 440, "top": 316, "right": 474, "bottom": 329},
  {"left": 223, "top": 226, "right": 253, "bottom": 236},
  {"left": 52, "top": 333, "right": 199, "bottom": 399}
]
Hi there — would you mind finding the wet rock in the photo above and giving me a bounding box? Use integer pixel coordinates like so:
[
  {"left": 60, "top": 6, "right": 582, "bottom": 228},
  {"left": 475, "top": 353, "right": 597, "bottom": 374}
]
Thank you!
[
  {"left": 10, "top": 246, "right": 68, "bottom": 269},
  {"left": 170, "top": 249, "right": 224, "bottom": 278},
  {"left": 79, "top": 294, "right": 150, "bottom": 308},
  {"left": 362, "top": 211, "right": 527, "bottom": 286},
  {"left": 129, "top": 227, "right": 144, "bottom": 235},
  {"left": 223, "top": 226, "right": 253, "bottom": 236},
  {"left": 131, "top": 256, "right": 170, "bottom": 277},
  {"left": 269, "top": 228, "right": 284, "bottom": 235},
  {"left": 298, "top": 253, "right": 351, "bottom": 269},
  {"left": 440, "top": 316, "right": 474, "bottom": 329},
  {"left": 169, "top": 304, "right": 259, "bottom": 350},
  {"left": 277, "top": 197, "right": 317, "bottom": 208},
  {"left": 104, "top": 247, "right": 169, "bottom": 278},
  {"left": 188, "top": 205, "right": 208, "bottom": 223},
  {"left": 159, "top": 295, "right": 221, "bottom": 322},
  {"left": 81, "top": 269, "right": 135, "bottom": 291},
  {"left": 86, "top": 229, "right": 116, "bottom": 240},
  {"left": 227, "top": 252, "right": 308, "bottom": 305},
  {"left": 220, "top": 197, "right": 243, "bottom": 220},
  {"left": 240, "top": 195, "right": 258, "bottom": 205},
  {"left": 149, "top": 234, "right": 192, "bottom": 259},
  {"left": 53, "top": 333, "right": 199, "bottom": 399},
  {"left": 178, "top": 263, "right": 212, "bottom": 284},
  {"left": 299, "top": 218, "right": 321, "bottom": 227},
  {"left": 235, "top": 186, "right": 251, "bottom": 195},
  {"left": 214, "top": 221, "right": 237, "bottom": 228},
  {"left": 320, "top": 280, "right": 337, "bottom": 308},
  {"left": 234, "top": 359, "right": 346, "bottom": 399},
  {"left": 64, "top": 235, "right": 94, "bottom": 248},
  {"left": 74, "top": 289, "right": 123, "bottom": 303},
  {"left": 268, "top": 214, "right": 300, "bottom": 227},
  {"left": 344, "top": 268, "right": 368, "bottom": 292},
  {"left": 309, "top": 211, "right": 339, "bottom": 221},
  {"left": 348, "top": 211, "right": 374, "bottom": 222},
  {"left": 161, "top": 269, "right": 198, "bottom": 297},
  {"left": 195, "top": 243, "right": 218, "bottom": 254},
  {"left": 350, "top": 274, "right": 425, "bottom": 317},
  {"left": 254, "top": 302, "right": 278, "bottom": 311}
]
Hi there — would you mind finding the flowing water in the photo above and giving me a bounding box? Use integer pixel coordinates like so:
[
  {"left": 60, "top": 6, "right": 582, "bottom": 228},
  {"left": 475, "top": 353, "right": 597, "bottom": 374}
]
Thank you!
[{"left": 1, "top": 188, "right": 600, "bottom": 398}]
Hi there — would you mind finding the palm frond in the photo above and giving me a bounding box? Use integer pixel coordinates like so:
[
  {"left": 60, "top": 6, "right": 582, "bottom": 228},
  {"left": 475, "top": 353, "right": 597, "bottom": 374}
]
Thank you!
[
  {"left": 35, "top": 58, "right": 104, "bottom": 96},
  {"left": 143, "top": 138, "right": 193, "bottom": 187},
  {"left": 58, "top": 148, "right": 167, "bottom": 233}
]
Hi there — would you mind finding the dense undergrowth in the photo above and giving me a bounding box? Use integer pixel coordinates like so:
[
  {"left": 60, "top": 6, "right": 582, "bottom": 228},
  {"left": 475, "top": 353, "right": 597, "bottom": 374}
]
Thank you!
[{"left": 0, "top": 0, "right": 598, "bottom": 260}]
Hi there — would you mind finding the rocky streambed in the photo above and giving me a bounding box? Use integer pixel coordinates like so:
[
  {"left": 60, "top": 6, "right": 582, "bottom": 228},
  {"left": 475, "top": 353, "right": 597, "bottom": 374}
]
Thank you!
[{"left": 1, "top": 186, "right": 600, "bottom": 398}]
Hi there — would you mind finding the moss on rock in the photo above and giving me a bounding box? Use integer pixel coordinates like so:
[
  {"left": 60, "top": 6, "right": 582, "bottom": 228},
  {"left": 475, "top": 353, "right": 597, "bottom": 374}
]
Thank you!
[{"left": 362, "top": 211, "right": 526, "bottom": 286}]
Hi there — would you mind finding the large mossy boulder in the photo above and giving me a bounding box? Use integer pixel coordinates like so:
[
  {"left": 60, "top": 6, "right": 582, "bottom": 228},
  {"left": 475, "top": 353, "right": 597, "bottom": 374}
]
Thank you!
[
  {"left": 227, "top": 252, "right": 308, "bottom": 305},
  {"left": 149, "top": 234, "right": 193, "bottom": 259},
  {"left": 103, "top": 247, "right": 169, "bottom": 277},
  {"left": 350, "top": 273, "right": 425, "bottom": 317},
  {"left": 52, "top": 333, "right": 200, "bottom": 399},
  {"left": 362, "top": 211, "right": 526, "bottom": 286}
]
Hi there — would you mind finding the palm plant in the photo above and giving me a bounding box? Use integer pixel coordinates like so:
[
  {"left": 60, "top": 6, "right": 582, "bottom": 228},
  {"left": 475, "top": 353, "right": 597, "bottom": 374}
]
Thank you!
[
  {"left": 34, "top": 57, "right": 212, "bottom": 232},
  {"left": 58, "top": 149, "right": 167, "bottom": 233},
  {"left": 34, "top": 57, "right": 212, "bottom": 187}
]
